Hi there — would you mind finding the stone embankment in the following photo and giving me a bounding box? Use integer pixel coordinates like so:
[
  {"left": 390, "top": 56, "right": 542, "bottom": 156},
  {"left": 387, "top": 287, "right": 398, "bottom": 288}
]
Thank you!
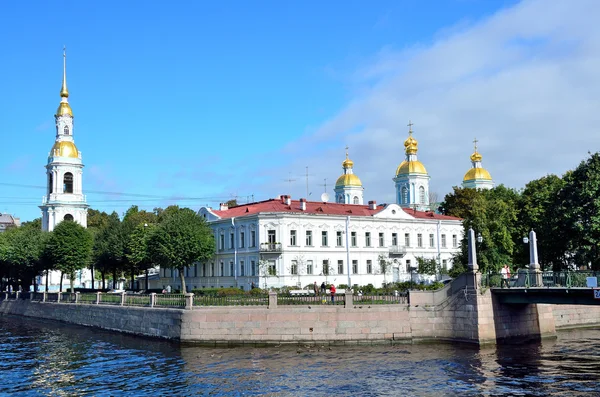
[{"left": 1, "top": 274, "right": 599, "bottom": 345}]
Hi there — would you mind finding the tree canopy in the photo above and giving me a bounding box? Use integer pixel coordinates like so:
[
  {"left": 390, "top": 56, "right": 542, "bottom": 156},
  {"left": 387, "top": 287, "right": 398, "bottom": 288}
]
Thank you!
[{"left": 147, "top": 208, "right": 214, "bottom": 292}]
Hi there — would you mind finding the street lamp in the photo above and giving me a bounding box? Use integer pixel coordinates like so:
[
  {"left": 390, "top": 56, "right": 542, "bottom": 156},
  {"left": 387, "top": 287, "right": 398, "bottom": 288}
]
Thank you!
[{"left": 477, "top": 233, "right": 483, "bottom": 244}]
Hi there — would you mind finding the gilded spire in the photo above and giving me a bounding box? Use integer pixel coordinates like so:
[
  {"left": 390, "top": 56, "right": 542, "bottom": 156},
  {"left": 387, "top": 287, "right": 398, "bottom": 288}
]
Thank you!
[
  {"left": 56, "top": 47, "right": 73, "bottom": 117},
  {"left": 60, "top": 46, "right": 69, "bottom": 98}
]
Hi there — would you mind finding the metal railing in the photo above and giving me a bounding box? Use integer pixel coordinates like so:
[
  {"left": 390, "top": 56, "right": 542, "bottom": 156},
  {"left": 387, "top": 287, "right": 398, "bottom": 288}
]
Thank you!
[
  {"left": 154, "top": 294, "right": 186, "bottom": 308},
  {"left": 277, "top": 294, "right": 324, "bottom": 305},
  {"left": 193, "top": 294, "right": 268, "bottom": 306},
  {"left": 354, "top": 292, "right": 408, "bottom": 304},
  {"left": 259, "top": 243, "right": 282, "bottom": 252},
  {"left": 481, "top": 271, "right": 600, "bottom": 289}
]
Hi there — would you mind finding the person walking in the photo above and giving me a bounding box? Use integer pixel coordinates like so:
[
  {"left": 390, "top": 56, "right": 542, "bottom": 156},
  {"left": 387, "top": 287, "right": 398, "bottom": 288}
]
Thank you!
[
  {"left": 501, "top": 264, "right": 511, "bottom": 288},
  {"left": 330, "top": 284, "right": 336, "bottom": 304},
  {"left": 320, "top": 282, "right": 326, "bottom": 295},
  {"left": 313, "top": 281, "right": 319, "bottom": 296}
]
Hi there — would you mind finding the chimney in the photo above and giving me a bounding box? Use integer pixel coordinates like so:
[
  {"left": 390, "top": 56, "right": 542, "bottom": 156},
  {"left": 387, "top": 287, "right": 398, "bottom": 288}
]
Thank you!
[
  {"left": 368, "top": 200, "right": 377, "bottom": 210},
  {"left": 219, "top": 203, "right": 229, "bottom": 211},
  {"left": 286, "top": 195, "right": 292, "bottom": 206},
  {"left": 300, "top": 198, "right": 306, "bottom": 211},
  {"left": 280, "top": 195, "right": 287, "bottom": 204}
]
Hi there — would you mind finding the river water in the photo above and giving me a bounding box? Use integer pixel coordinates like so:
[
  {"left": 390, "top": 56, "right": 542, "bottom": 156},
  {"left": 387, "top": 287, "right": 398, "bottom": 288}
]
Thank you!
[{"left": 0, "top": 316, "right": 599, "bottom": 396}]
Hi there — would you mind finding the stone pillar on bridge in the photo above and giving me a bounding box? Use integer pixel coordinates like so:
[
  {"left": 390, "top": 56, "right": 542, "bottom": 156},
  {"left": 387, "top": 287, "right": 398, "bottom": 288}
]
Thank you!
[
  {"left": 466, "top": 228, "right": 480, "bottom": 289},
  {"left": 528, "top": 230, "right": 543, "bottom": 287}
]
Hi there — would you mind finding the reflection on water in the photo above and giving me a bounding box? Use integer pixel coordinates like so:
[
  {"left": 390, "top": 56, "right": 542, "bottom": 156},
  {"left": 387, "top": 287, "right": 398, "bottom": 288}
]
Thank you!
[{"left": 0, "top": 315, "right": 599, "bottom": 396}]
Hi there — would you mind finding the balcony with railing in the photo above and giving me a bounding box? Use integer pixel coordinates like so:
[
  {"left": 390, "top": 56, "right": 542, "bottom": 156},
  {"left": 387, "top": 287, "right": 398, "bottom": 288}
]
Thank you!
[
  {"left": 389, "top": 245, "right": 407, "bottom": 256},
  {"left": 260, "top": 243, "right": 282, "bottom": 253}
]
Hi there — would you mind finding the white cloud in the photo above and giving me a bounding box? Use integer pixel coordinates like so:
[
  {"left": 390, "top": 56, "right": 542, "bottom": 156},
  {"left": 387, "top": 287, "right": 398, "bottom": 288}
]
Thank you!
[{"left": 235, "top": 0, "right": 600, "bottom": 205}]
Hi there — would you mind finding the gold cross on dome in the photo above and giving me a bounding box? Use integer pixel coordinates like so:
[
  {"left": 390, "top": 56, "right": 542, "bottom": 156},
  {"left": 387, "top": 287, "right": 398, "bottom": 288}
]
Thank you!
[
  {"left": 407, "top": 120, "right": 414, "bottom": 134},
  {"left": 473, "top": 137, "right": 479, "bottom": 151},
  {"left": 345, "top": 145, "right": 349, "bottom": 158}
]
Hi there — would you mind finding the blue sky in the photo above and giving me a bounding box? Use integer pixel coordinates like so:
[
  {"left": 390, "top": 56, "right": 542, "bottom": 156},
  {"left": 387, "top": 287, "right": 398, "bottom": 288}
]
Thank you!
[{"left": 4, "top": 0, "right": 599, "bottom": 222}]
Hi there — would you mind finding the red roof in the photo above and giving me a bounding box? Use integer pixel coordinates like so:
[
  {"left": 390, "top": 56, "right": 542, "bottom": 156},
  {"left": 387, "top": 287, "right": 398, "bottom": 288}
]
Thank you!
[{"left": 209, "top": 198, "right": 460, "bottom": 221}]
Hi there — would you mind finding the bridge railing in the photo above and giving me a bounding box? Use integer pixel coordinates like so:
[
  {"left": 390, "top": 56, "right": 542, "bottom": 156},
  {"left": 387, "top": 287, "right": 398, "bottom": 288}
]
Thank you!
[{"left": 481, "top": 270, "right": 600, "bottom": 288}]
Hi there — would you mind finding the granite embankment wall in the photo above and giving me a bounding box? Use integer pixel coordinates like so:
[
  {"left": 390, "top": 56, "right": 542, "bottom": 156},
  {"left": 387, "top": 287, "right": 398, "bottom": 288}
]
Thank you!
[
  {"left": 553, "top": 305, "right": 600, "bottom": 329},
  {"left": 0, "top": 299, "right": 183, "bottom": 340},
  {"left": 1, "top": 278, "right": 599, "bottom": 345}
]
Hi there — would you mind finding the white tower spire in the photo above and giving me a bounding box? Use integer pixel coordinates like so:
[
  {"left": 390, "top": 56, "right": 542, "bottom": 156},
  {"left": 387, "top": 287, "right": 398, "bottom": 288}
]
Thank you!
[{"left": 40, "top": 48, "right": 89, "bottom": 232}]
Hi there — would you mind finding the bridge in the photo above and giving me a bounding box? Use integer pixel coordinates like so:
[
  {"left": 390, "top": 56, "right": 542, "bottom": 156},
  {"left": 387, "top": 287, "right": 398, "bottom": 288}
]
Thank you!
[{"left": 482, "top": 271, "right": 600, "bottom": 305}]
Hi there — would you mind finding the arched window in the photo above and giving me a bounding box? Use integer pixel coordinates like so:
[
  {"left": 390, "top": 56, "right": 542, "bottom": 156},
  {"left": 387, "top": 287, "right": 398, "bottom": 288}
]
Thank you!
[
  {"left": 402, "top": 186, "right": 408, "bottom": 204},
  {"left": 63, "top": 125, "right": 69, "bottom": 135},
  {"left": 64, "top": 214, "right": 74, "bottom": 221},
  {"left": 337, "top": 195, "right": 344, "bottom": 204},
  {"left": 419, "top": 186, "right": 426, "bottom": 204},
  {"left": 48, "top": 174, "right": 53, "bottom": 194},
  {"left": 353, "top": 196, "right": 359, "bottom": 204},
  {"left": 63, "top": 172, "right": 73, "bottom": 193}
]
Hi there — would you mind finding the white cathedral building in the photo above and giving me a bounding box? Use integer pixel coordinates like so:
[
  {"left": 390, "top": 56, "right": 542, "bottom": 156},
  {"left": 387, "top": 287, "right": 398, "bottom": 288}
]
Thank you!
[
  {"left": 155, "top": 126, "right": 491, "bottom": 292},
  {"left": 38, "top": 51, "right": 92, "bottom": 290}
]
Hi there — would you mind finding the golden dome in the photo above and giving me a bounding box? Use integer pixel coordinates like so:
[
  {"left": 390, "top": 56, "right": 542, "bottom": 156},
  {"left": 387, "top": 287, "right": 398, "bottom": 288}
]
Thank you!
[
  {"left": 56, "top": 102, "right": 73, "bottom": 117},
  {"left": 342, "top": 158, "right": 354, "bottom": 168},
  {"left": 50, "top": 141, "right": 79, "bottom": 158},
  {"left": 335, "top": 174, "right": 362, "bottom": 188},
  {"left": 470, "top": 151, "right": 482, "bottom": 162},
  {"left": 395, "top": 160, "right": 427, "bottom": 176},
  {"left": 463, "top": 167, "right": 492, "bottom": 182},
  {"left": 404, "top": 135, "right": 418, "bottom": 155}
]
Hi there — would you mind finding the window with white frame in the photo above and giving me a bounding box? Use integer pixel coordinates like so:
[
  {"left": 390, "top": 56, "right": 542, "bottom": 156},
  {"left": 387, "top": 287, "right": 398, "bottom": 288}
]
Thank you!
[
  {"left": 291, "top": 260, "right": 298, "bottom": 275},
  {"left": 240, "top": 260, "right": 245, "bottom": 276},
  {"left": 229, "top": 261, "right": 234, "bottom": 276},
  {"left": 229, "top": 232, "right": 234, "bottom": 249},
  {"left": 240, "top": 230, "right": 245, "bottom": 248},
  {"left": 306, "top": 230, "right": 313, "bottom": 246},
  {"left": 336, "top": 231, "right": 343, "bottom": 247},
  {"left": 220, "top": 261, "right": 224, "bottom": 276},
  {"left": 419, "top": 186, "right": 426, "bottom": 204},
  {"left": 365, "top": 232, "right": 371, "bottom": 247},
  {"left": 306, "top": 260, "right": 313, "bottom": 275},
  {"left": 338, "top": 260, "right": 344, "bottom": 274},
  {"left": 367, "top": 260, "right": 372, "bottom": 274},
  {"left": 321, "top": 231, "right": 328, "bottom": 246},
  {"left": 452, "top": 234, "right": 458, "bottom": 248},
  {"left": 219, "top": 233, "right": 225, "bottom": 250},
  {"left": 351, "top": 231, "right": 357, "bottom": 247},
  {"left": 352, "top": 260, "right": 358, "bottom": 274},
  {"left": 417, "top": 233, "right": 423, "bottom": 248},
  {"left": 392, "top": 233, "right": 398, "bottom": 246},
  {"left": 322, "top": 260, "right": 329, "bottom": 275},
  {"left": 429, "top": 233, "right": 435, "bottom": 248},
  {"left": 290, "top": 230, "right": 297, "bottom": 246},
  {"left": 353, "top": 196, "right": 359, "bottom": 204},
  {"left": 250, "top": 230, "right": 256, "bottom": 247},
  {"left": 442, "top": 259, "right": 448, "bottom": 271},
  {"left": 251, "top": 260, "right": 256, "bottom": 276},
  {"left": 405, "top": 233, "right": 410, "bottom": 247},
  {"left": 442, "top": 234, "right": 447, "bottom": 248},
  {"left": 379, "top": 233, "right": 384, "bottom": 247}
]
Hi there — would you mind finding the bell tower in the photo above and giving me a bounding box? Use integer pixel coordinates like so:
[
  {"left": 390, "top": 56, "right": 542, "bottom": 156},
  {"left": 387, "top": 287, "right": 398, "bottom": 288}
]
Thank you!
[{"left": 40, "top": 49, "right": 88, "bottom": 231}]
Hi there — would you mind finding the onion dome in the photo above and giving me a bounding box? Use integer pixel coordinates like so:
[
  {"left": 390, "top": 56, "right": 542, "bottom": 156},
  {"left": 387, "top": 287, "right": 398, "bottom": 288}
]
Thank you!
[
  {"left": 463, "top": 138, "right": 492, "bottom": 182},
  {"left": 335, "top": 149, "right": 362, "bottom": 187},
  {"left": 395, "top": 121, "right": 428, "bottom": 176}
]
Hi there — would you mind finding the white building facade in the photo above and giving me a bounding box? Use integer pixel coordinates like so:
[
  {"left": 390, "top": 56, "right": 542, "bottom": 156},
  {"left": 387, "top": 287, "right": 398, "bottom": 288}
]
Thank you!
[{"left": 155, "top": 196, "right": 462, "bottom": 291}]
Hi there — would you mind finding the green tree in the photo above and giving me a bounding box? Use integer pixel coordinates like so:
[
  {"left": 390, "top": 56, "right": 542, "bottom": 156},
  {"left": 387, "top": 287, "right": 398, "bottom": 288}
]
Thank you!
[
  {"left": 377, "top": 254, "right": 392, "bottom": 284},
  {"left": 516, "top": 174, "right": 566, "bottom": 270},
  {"left": 92, "top": 212, "right": 126, "bottom": 289},
  {"left": 416, "top": 256, "right": 438, "bottom": 276},
  {"left": 126, "top": 223, "right": 157, "bottom": 290},
  {"left": 147, "top": 208, "right": 215, "bottom": 293},
  {"left": 441, "top": 185, "right": 519, "bottom": 273},
  {"left": 559, "top": 153, "right": 600, "bottom": 270},
  {"left": 44, "top": 220, "right": 93, "bottom": 292},
  {"left": 0, "top": 223, "right": 48, "bottom": 291}
]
